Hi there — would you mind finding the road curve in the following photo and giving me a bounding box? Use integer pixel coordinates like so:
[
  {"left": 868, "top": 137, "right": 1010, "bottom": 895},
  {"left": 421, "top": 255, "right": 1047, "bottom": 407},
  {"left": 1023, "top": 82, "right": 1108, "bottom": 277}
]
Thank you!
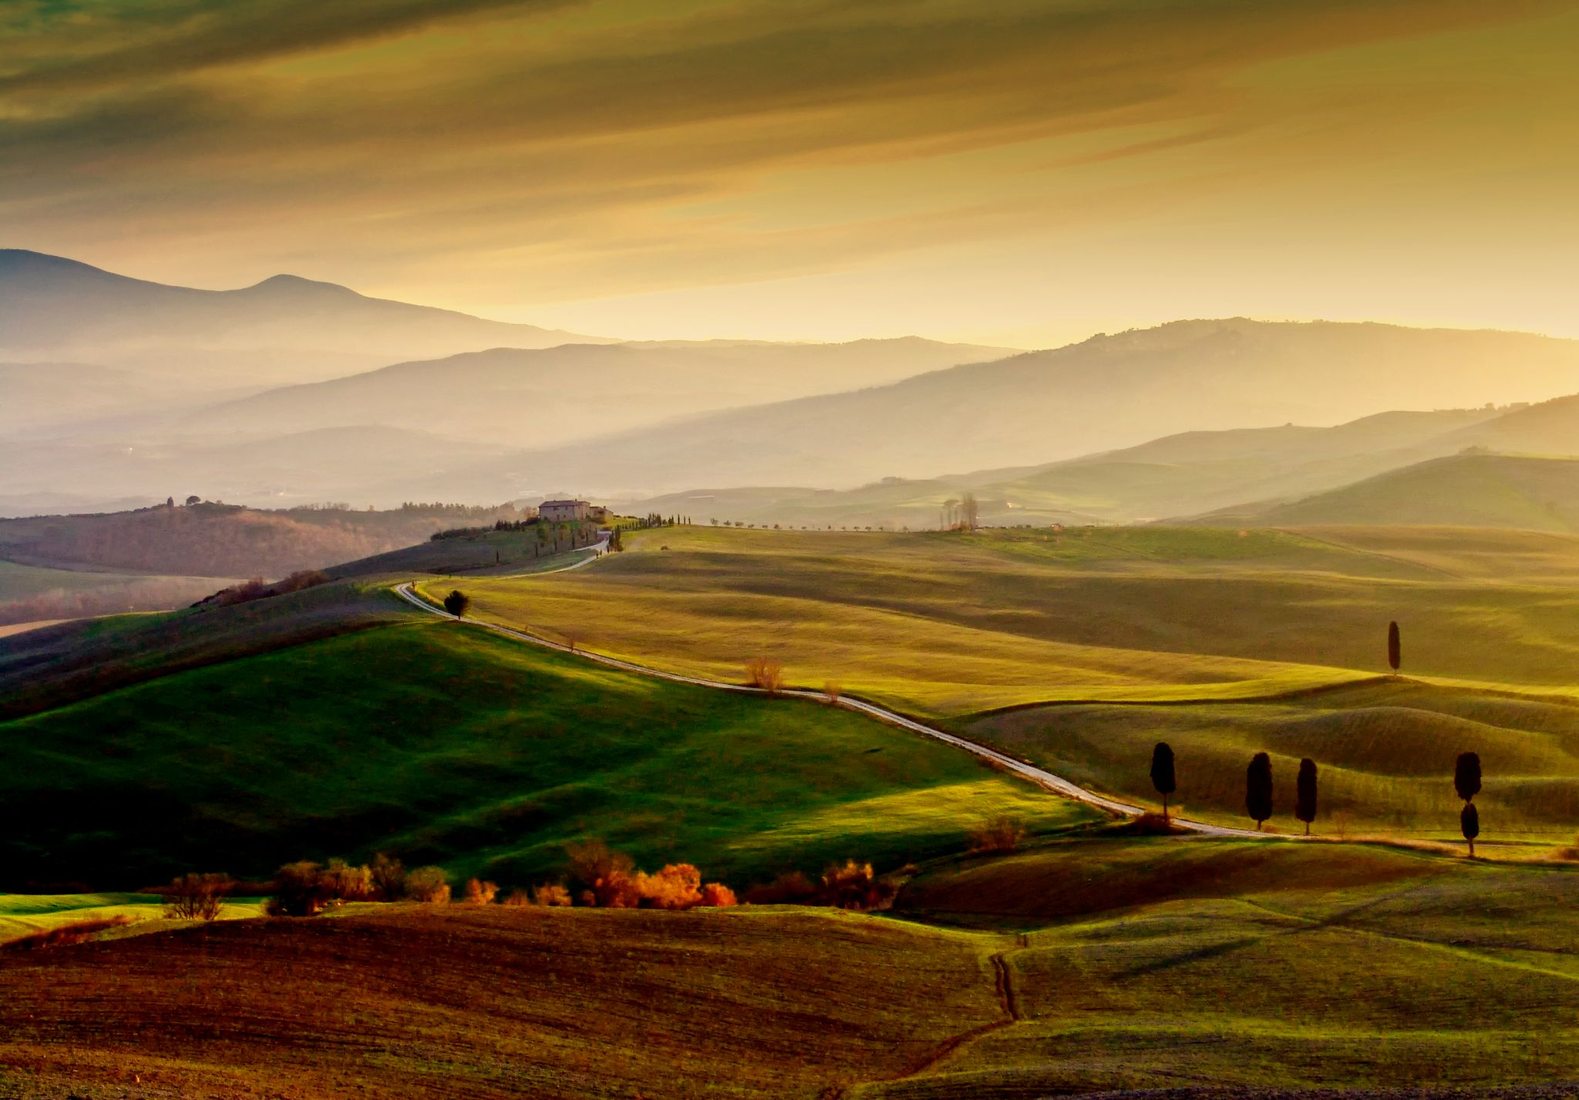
[{"left": 392, "top": 574, "right": 1265, "bottom": 839}]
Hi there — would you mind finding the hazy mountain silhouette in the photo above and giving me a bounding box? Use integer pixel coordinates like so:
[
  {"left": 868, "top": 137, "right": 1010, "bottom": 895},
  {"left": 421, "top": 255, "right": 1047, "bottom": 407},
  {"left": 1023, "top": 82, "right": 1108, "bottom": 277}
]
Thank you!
[
  {"left": 493, "top": 320, "right": 1579, "bottom": 496},
  {"left": 188, "top": 338, "right": 1016, "bottom": 448},
  {"left": 0, "top": 249, "right": 603, "bottom": 386}
]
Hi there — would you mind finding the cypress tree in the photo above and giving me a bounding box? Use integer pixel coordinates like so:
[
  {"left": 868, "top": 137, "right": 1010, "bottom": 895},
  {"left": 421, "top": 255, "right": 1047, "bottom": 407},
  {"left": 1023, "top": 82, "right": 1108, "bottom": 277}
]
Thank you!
[
  {"left": 1387, "top": 621, "right": 1401, "bottom": 674},
  {"left": 1455, "top": 751, "right": 1482, "bottom": 857},
  {"left": 1454, "top": 751, "right": 1482, "bottom": 802},
  {"left": 1149, "top": 742, "right": 1177, "bottom": 821},
  {"left": 1245, "top": 752, "right": 1273, "bottom": 831},
  {"left": 1295, "top": 758, "right": 1318, "bottom": 836}
]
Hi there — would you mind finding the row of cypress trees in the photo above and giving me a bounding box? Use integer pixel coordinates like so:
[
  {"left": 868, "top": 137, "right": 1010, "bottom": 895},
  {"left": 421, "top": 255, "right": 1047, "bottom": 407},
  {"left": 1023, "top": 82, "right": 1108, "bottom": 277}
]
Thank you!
[{"left": 1148, "top": 742, "right": 1485, "bottom": 854}]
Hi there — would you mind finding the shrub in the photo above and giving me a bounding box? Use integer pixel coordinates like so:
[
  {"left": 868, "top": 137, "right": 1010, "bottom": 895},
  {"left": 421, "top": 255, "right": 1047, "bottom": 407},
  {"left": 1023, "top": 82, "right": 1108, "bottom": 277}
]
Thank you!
[
  {"left": 745, "top": 656, "right": 785, "bottom": 693},
  {"left": 1550, "top": 836, "right": 1579, "bottom": 862},
  {"left": 743, "top": 871, "right": 818, "bottom": 905},
  {"left": 463, "top": 878, "right": 499, "bottom": 905},
  {"left": 818, "top": 860, "right": 897, "bottom": 911},
  {"left": 635, "top": 863, "right": 703, "bottom": 910},
  {"left": 370, "top": 852, "right": 406, "bottom": 901},
  {"left": 405, "top": 866, "right": 452, "bottom": 904},
  {"left": 323, "top": 858, "right": 375, "bottom": 902},
  {"left": 969, "top": 815, "right": 1027, "bottom": 854},
  {"left": 267, "top": 860, "right": 333, "bottom": 917},
  {"left": 161, "top": 872, "right": 235, "bottom": 921},
  {"left": 698, "top": 882, "right": 738, "bottom": 907},
  {"left": 531, "top": 884, "right": 574, "bottom": 907},
  {"left": 567, "top": 839, "right": 638, "bottom": 906}
]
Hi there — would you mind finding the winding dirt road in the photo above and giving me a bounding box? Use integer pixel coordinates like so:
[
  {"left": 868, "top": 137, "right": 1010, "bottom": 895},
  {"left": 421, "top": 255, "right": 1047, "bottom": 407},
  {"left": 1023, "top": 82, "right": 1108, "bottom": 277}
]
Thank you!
[{"left": 392, "top": 548, "right": 1264, "bottom": 839}]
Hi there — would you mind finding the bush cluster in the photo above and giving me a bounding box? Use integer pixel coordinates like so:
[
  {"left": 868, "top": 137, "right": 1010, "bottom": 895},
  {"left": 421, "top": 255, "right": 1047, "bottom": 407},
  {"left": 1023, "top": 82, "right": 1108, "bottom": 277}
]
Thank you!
[
  {"left": 199, "top": 569, "right": 331, "bottom": 608},
  {"left": 741, "top": 861, "right": 898, "bottom": 912},
  {"left": 560, "top": 841, "right": 737, "bottom": 910},
  {"left": 264, "top": 855, "right": 447, "bottom": 916}
]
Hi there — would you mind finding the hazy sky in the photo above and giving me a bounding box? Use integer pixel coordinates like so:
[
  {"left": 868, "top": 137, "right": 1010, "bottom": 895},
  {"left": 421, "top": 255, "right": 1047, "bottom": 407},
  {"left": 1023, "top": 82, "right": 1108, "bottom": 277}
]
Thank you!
[{"left": 5, "top": 0, "right": 1577, "bottom": 346}]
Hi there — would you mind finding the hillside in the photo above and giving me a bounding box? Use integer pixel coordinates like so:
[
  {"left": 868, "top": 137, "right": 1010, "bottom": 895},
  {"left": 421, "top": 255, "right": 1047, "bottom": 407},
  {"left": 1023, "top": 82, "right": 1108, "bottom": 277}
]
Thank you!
[
  {"left": 0, "top": 588, "right": 1093, "bottom": 888},
  {"left": 189, "top": 337, "right": 1012, "bottom": 450},
  {"left": 431, "top": 524, "right": 1579, "bottom": 837},
  {"left": 500, "top": 319, "right": 1579, "bottom": 497},
  {"left": 3, "top": 845, "right": 1575, "bottom": 1097},
  {"left": 0, "top": 249, "right": 600, "bottom": 386},
  {"left": 0, "top": 500, "right": 523, "bottom": 583},
  {"left": 1205, "top": 453, "right": 1579, "bottom": 531}
]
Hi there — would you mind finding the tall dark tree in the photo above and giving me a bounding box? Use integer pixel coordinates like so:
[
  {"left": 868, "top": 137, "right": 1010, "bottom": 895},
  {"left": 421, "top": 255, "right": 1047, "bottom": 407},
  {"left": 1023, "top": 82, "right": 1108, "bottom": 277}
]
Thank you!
[
  {"left": 1461, "top": 802, "right": 1480, "bottom": 858},
  {"left": 1454, "top": 751, "right": 1482, "bottom": 802},
  {"left": 1150, "top": 742, "right": 1177, "bottom": 821},
  {"left": 1245, "top": 752, "right": 1274, "bottom": 831},
  {"left": 442, "top": 589, "right": 470, "bottom": 617},
  {"left": 1295, "top": 758, "right": 1318, "bottom": 836},
  {"left": 1387, "top": 621, "right": 1401, "bottom": 674}
]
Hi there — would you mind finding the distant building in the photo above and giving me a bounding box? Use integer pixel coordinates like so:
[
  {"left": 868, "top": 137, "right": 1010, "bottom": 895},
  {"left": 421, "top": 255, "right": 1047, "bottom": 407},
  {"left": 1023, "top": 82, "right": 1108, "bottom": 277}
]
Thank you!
[
  {"left": 586, "top": 505, "right": 611, "bottom": 523},
  {"left": 539, "top": 499, "right": 590, "bottom": 523}
]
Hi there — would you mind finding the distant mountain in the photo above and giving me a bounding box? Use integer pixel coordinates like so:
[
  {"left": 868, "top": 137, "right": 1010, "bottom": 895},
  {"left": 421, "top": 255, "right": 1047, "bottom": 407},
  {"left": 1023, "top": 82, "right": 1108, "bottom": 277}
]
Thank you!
[
  {"left": 188, "top": 337, "right": 1015, "bottom": 449},
  {"left": 1196, "top": 453, "right": 1579, "bottom": 532},
  {"left": 502, "top": 319, "right": 1579, "bottom": 497},
  {"left": 0, "top": 249, "right": 603, "bottom": 386}
]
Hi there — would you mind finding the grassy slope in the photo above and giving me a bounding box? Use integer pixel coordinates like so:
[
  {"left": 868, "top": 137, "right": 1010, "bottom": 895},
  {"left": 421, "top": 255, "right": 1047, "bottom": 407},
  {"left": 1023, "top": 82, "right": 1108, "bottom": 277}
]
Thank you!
[
  {"left": 0, "top": 615, "right": 1097, "bottom": 889},
  {"left": 0, "top": 893, "right": 259, "bottom": 943},
  {"left": 429, "top": 525, "right": 1579, "bottom": 837},
  {"left": 0, "top": 580, "right": 414, "bottom": 720},
  {"left": 968, "top": 680, "right": 1579, "bottom": 840},
  {"left": 432, "top": 525, "right": 1579, "bottom": 711},
  {"left": 425, "top": 527, "right": 1395, "bottom": 717},
  {"left": 1207, "top": 452, "right": 1579, "bottom": 531},
  {"left": 878, "top": 838, "right": 1579, "bottom": 1097}
]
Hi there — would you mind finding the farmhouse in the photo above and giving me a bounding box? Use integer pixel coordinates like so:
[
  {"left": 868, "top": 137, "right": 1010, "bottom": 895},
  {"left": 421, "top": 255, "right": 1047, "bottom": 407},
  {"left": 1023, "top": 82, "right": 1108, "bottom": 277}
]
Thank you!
[{"left": 539, "top": 499, "right": 590, "bottom": 523}]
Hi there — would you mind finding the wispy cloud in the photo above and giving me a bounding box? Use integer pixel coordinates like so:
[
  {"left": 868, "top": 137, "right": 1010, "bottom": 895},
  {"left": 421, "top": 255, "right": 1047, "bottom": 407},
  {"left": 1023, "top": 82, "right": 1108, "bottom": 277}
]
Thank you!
[{"left": 2, "top": 0, "right": 1574, "bottom": 339}]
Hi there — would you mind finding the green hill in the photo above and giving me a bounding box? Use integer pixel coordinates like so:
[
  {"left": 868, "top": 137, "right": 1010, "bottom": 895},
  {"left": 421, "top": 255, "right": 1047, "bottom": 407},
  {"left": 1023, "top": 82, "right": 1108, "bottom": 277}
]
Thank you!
[
  {"left": 1209, "top": 453, "right": 1579, "bottom": 531},
  {"left": 0, "top": 600, "right": 1095, "bottom": 890}
]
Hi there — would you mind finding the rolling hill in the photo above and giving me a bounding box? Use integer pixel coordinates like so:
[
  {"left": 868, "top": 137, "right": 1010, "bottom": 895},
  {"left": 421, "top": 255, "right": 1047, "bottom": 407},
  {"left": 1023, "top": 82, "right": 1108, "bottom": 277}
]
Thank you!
[
  {"left": 0, "top": 249, "right": 602, "bottom": 387},
  {"left": 0, "top": 581, "right": 1095, "bottom": 888},
  {"left": 1202, "top": 453, "right": 1579, "bottom": 531},
  {"left": 0, "top": 500, "right": 523, "bottom": 584}
]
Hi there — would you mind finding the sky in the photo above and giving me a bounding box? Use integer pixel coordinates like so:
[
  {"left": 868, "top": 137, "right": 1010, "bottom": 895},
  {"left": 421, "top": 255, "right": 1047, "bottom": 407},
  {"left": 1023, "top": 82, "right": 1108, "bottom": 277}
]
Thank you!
[{"left": 4, "top": 0, "right": 1578, "bottom": 347}]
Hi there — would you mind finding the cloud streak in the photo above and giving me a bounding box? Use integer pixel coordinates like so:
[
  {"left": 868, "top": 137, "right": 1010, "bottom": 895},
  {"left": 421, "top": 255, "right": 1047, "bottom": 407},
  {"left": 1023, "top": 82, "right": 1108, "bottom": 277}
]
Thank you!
[{"left": 3, "top": 0, "right": 1575, "bottom": 340}]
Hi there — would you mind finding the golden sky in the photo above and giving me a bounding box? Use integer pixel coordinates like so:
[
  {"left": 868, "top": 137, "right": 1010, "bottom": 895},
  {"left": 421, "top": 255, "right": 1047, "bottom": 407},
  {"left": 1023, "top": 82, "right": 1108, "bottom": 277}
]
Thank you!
[{"left": 5, "top": 0, "right": 1577, "bottom": 346}]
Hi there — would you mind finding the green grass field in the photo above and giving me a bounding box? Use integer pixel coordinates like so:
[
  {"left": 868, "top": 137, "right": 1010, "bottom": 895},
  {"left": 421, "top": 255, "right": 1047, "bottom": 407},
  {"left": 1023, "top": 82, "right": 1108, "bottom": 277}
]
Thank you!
[
  {"left": 0, "top": 612, "right": 1098, "bottom": 890},
  {"left": 0, "top": 892, "right": 259, "bottom": 944},
  {"left": 967, "top": 679, "right": 1579, "bottom": 841},
  {"left": 420, "top": 524, "right": 1579, "bottom": 838}
]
